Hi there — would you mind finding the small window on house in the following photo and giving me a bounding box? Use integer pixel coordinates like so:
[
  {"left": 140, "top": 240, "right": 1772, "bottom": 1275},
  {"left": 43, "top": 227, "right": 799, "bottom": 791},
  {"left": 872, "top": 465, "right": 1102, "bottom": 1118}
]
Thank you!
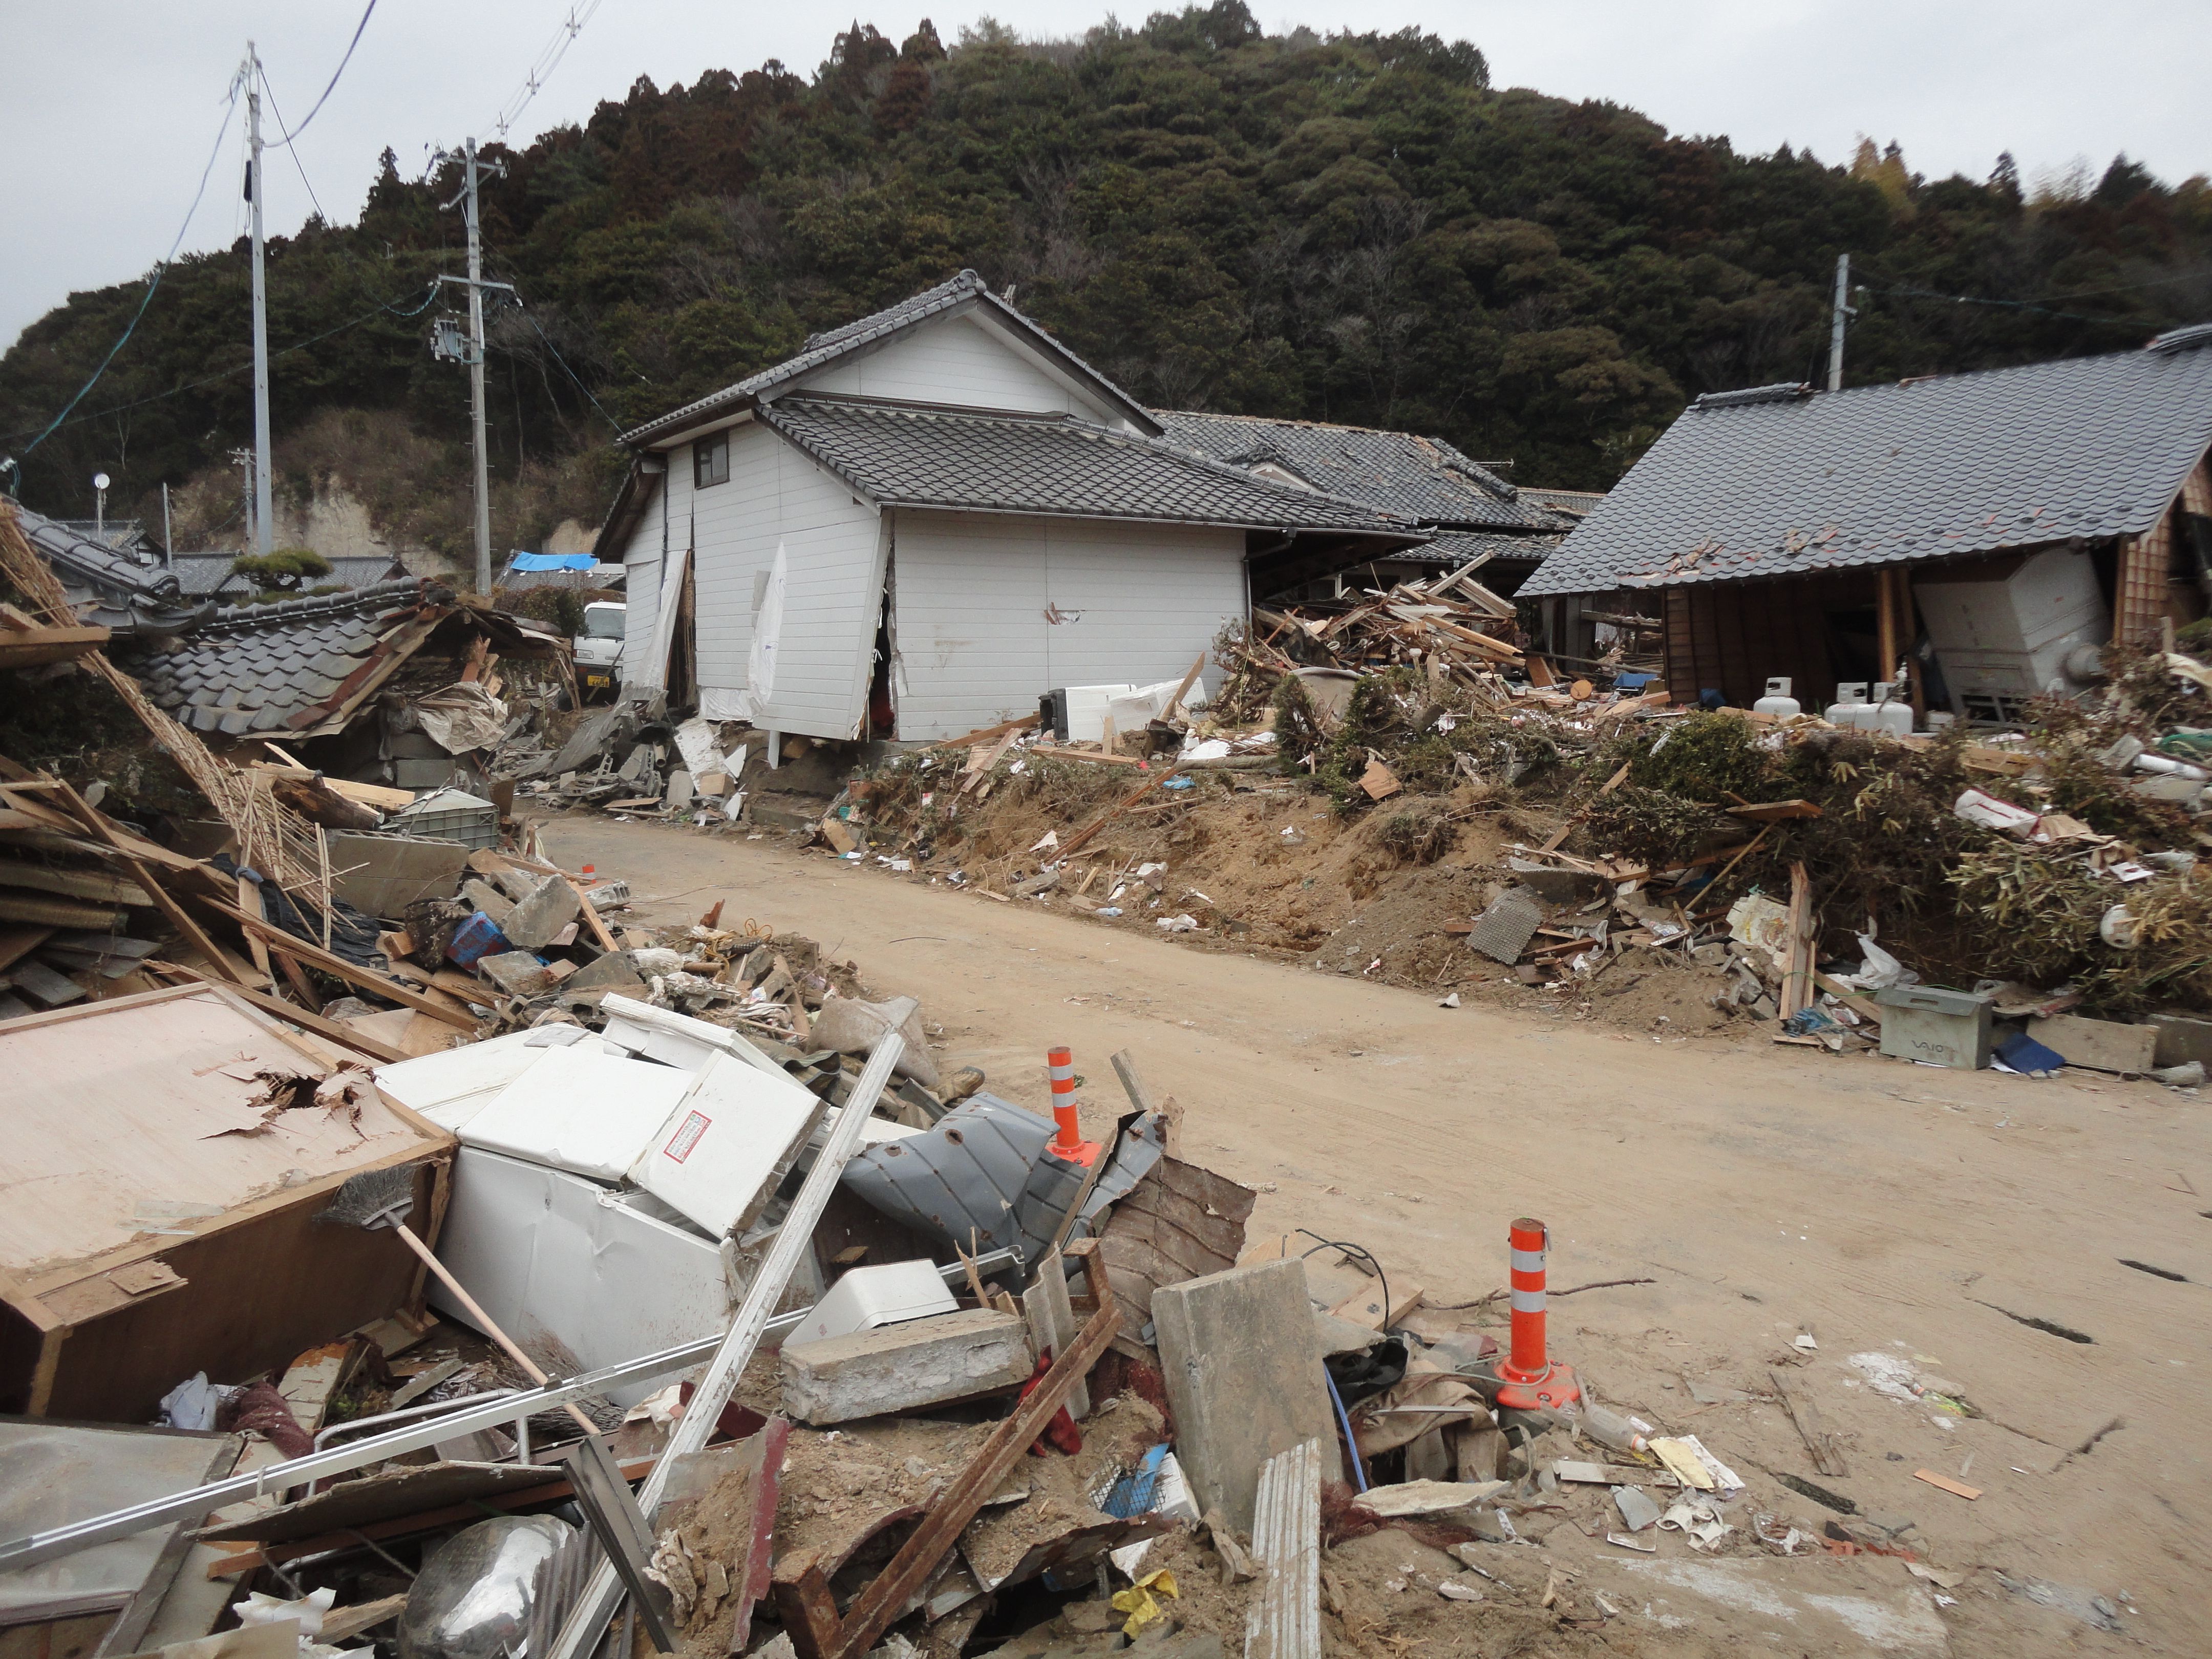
[{"left": 694, "top": 432, "right": 730, "bottom": 489}]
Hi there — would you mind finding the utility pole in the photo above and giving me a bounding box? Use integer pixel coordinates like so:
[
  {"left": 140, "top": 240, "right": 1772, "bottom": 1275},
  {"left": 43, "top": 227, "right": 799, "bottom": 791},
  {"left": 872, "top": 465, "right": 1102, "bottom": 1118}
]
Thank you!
[
  {"left": 1826, "top": 252, "right": 1851, "bottom": 393},
  {"left": 464, "top": 138, "right": 492, "bottom": 595},
  {"left": 246, "top": 44, "right": 274, "bottom": 559}
]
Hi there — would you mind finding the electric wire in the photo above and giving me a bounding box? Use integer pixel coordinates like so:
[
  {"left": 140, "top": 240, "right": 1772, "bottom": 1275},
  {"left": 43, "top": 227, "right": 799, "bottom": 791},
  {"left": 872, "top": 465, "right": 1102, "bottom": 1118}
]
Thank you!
[
  {"left": 12, "top": 84, "right": 243, "bottom": 466},
  {"left": 258, "top": 70, "right": 330, "bottom": 227},
  {"left": 486, "top": 0, "right": 604, "bottom": 142},
  {"left": 1296, "top": 1229, "right": 1391, "bottom": 1335},
  {"left": 1, "top": 282, "right": 442, "bottom": 444},
  {"left": 264, "top": 0, "right": 378, "bottom": 150}
]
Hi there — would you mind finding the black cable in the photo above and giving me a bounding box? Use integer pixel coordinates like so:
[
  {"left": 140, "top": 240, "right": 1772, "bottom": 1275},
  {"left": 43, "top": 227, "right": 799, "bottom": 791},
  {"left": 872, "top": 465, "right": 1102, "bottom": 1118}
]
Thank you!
[
  {"left": 1296, "top": 1228, "right": 1390, "bottom": 1331},
  {"left": 266, "top": 0, "right": 378, "bottom": 150},
  {"left": 258, "top": 70, "right": 330, "bottom": 227},
  {"left": 0, "top": 281, "right": 442, "bottom": 443}
]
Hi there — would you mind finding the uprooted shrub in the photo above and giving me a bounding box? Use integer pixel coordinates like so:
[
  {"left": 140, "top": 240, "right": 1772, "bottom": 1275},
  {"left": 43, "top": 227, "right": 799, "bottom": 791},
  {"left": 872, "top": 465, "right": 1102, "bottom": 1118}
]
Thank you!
[
  {"left": 1581, "top": 784, "right": 1734, "bottom": 869},
  {"left": 1372, "top": 799, "right": 1455, "bottom": 865},
  {"left": 1949, "top": 850, "right": 2212, "bottom": 1014},
  {"left": 1621, "top": 710, "right": 1774, "bottom": 801}
]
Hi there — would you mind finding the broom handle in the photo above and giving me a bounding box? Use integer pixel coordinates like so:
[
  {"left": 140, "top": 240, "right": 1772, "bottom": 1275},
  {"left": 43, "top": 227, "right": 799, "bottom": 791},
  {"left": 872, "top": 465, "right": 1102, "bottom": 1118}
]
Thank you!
[{"left": 388, "top": 1223, "right": 600, "bottom": 1436}]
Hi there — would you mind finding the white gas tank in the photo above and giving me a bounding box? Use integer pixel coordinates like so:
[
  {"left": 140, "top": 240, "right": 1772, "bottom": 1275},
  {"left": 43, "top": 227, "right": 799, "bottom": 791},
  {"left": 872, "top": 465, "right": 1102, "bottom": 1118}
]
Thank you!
[
  {"left": 1753, "top": 676, "right": 1801, "bottom": 718},
  {"left": 1866, "top": 682, "right": 1913, "bottom": 736},
  {"left": 1825, "top": 682, "right": 1871, "bottom": 727}
]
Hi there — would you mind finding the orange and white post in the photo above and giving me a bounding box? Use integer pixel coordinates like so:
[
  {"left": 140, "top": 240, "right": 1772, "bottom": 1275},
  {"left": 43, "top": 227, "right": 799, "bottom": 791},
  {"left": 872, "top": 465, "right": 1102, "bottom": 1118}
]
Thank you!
[
  {"left": 1044, "top": 1045, "right": 1101, "bottom": 1166},
  {"left": 1493, "top": 1216, "right": 1581, "bottom": 1412}
]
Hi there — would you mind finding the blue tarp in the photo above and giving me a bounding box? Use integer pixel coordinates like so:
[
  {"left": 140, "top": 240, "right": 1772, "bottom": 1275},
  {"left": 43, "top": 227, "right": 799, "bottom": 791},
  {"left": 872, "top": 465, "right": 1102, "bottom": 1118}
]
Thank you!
[{"left": 507, "top": 551, "right": 596, "bottom": 571}]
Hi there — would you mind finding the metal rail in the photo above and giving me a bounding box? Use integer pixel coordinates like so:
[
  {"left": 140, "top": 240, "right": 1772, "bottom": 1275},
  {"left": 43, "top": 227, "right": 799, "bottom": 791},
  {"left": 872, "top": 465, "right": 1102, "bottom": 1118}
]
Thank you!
[{"left": 0, "top": 1247, "right": 1013, "bottom": 1574}]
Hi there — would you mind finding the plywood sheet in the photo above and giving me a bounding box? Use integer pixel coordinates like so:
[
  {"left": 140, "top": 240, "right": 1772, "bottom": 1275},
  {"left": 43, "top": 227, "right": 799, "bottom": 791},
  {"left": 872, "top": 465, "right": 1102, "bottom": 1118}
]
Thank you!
[{"left": 0, "top": 988, "right": 436, "bottom": 1274}]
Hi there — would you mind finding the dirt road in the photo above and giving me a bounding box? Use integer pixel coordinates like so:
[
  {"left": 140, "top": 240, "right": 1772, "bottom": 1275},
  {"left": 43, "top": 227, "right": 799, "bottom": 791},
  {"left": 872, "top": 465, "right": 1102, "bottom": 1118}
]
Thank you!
[{"left": 548, "top": 815, "right": 2208, "bottom": 1656}]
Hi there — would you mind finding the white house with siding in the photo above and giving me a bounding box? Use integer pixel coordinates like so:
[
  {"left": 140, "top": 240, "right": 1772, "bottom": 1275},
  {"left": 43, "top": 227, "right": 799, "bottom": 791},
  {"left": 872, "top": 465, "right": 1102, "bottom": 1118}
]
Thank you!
[{"left": 597, "top": 270, "right": 1421, "bottom": 744}]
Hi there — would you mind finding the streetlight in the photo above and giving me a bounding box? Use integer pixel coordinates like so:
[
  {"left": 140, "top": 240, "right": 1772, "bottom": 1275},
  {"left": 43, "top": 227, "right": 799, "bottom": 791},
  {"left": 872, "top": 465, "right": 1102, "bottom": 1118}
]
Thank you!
[{"left": 93, "top": 472, "right": 111, "bottom": 539}]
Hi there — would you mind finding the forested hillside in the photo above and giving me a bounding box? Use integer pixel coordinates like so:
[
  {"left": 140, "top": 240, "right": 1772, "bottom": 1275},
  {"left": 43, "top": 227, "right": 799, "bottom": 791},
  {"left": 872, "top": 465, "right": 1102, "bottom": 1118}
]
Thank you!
[{"left": 6, "top": 1, "right": 2209, "bottom": 562}]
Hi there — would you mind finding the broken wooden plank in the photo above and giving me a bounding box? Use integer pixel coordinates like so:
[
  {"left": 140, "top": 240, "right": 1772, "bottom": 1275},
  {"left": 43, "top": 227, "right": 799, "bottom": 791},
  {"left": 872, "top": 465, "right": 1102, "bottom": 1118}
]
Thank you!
[
  {"left": 1027, "top": 746, "right": 1150, "bottom": 768},
  {"left": 1726, "top": 799, "right": 1822, "bottom": 823},
  {"left": 1769, "top": 1370, "right": 1847, "bottom": 1478},
  {"left": 1811, "top": 971, "right": 1883, "bottom": 1026},
  {"left": 779, "top": 1302, "right": 1122, "bottom": 1659},
  {"left": 1912, "top": 1469, "right": 1981, "bottom": 1501},
  {"left": 204, "top": 895, "right": 479, "bottom": 1029},
  {"left": 0, "top": 859, "right": 153, "bottom": 906}
]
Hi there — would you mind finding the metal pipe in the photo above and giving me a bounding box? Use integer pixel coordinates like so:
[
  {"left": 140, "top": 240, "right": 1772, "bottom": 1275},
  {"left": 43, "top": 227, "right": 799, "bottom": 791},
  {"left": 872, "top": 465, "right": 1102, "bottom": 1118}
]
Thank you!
[
  {"left": 0, "top": 1246, "right": 1012, "bottom": 1575},
  {"left": 312, "top": 1389, "right": 521, "bottom": 1452}
]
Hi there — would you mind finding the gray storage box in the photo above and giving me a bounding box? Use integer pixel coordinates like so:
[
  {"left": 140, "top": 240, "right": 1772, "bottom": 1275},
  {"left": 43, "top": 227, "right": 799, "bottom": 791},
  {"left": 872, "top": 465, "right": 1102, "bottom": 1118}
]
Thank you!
[{"left": 1876, "top": 984, "right": 1993, "bottom": 1070}]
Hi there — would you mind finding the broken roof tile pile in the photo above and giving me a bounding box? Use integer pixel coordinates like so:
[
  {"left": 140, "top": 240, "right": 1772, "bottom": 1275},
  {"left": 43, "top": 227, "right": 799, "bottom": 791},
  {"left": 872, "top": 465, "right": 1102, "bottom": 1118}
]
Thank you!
[
  {"left": 135, "top": 579, "right": 427, "bottom": 736},
  {"left": 1156, "top": 410, "right": 1569, "bottom": 534},
  {"left": 761, "top": 396, "right": 1416, "bottom": 534},
  {"left": 166, "top": 551, "right": 406, "bottom": 601},
  {"left": 1524, "top": 323, "right": 2212, "bottom": 597},
  {"left": 9, "top": 499, "right": 209, "bottom": 635}
]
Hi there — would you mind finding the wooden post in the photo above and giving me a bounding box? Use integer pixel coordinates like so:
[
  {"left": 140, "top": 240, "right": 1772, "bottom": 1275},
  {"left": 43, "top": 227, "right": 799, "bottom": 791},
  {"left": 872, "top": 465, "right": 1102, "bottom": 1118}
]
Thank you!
[{"left": 1876, "top": 568, "right": 1900, "bottom": 689}]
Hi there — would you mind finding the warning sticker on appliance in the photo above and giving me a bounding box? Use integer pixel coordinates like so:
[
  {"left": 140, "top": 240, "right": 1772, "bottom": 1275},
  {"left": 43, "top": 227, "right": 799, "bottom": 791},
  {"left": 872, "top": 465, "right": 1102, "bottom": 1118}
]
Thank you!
[{"left": 663, "top": 1111, "right": 711, "bottom": 1162}]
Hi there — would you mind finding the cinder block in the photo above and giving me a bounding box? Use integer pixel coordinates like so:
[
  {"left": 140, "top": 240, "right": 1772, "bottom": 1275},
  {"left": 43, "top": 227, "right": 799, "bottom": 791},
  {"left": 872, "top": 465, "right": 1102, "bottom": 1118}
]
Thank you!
[
  {"left": 2028, "top": 1012, "right": 2157, "bottom": 1075},
  {"left": 780, "top": 1308, "right": 1032, "bottom": 1425},
  {"left": 2150, "top": 1013, "right": 2212, "bottom": 1069},
  {"left": 1151, "top": 1257, "right": 1333, "bottom": 1533},
  {"left": 501, "top": 874, "right": 580, "bottom": 949}
]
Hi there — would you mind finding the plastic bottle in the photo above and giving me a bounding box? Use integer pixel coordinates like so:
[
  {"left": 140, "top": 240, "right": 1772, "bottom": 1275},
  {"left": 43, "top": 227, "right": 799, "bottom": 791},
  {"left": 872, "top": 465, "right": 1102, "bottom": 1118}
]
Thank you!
[
  {"left": 1824, "top": 682, "right": 1870, "bottom": 727},
  {"left": 1581, "top": 1402, "right": 1649, "bottom": 1455},
  {"left": 1753, "top": 676, "right": 1801, "bottom": 718}
]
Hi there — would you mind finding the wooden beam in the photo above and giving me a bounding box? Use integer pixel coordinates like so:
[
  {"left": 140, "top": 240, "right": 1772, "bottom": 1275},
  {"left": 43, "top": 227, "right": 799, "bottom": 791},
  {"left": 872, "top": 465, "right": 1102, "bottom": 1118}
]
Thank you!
[
  {"left": 46, "top": 780, "right": 245, "bottom": 984},
  {"left": 203, "top": 895, "right": 479, "bottom": 1029},
  {"left": 566, "top": 876, "right": 622, "bottom": 954}
]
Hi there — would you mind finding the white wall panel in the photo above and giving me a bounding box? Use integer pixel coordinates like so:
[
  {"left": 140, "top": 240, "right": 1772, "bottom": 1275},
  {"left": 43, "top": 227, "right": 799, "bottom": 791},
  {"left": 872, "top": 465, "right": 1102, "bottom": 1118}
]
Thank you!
[
  {"left": 891, "top": 511, "right": 1245, "bottom": 739},
  {"left": 682, "top": 422, "right": 882, "bottom": 738},
  {"left": 797, "top": 314, "right": 1116, "bottom": 423},
  {"left": 618, "top": 472, "right": 666, "bottom": 685}
]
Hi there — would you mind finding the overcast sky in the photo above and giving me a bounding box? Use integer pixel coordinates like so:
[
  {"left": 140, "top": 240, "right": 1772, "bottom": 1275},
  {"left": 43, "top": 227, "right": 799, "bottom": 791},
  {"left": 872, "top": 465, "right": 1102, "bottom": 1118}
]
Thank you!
[{"left": 3, "top": 0, "right": 2203, "bottom": 354}]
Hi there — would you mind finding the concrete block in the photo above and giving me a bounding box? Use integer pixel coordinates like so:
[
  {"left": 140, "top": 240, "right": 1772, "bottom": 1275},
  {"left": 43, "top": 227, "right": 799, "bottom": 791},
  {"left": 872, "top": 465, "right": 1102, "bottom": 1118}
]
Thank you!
[
  {"left": 477, "top": 951, "right": 552, "bottom": 997},
  {"left": 1151, "top": 1257, "right": 1333, "bottom": 1533},
  {"left": 780, "top": 1308, "right": 1032, "bottom": 1425},
  {"left": 2150, "top": 1012, "right": 2212, "bottom": 1069},
  {"left": 2028, "top": 1012, "right": 2157, "bottom": 1075},
  {"left": 666, "top": 769, "right": 695, "bottom": 810},
  {"left": 502, "top": 874, "right": 581, "bottom": 950},
  {"left": 565, "top": 950, "right": 646, "bottom": 992},
  {"left": 460, "top": 879, "right": 513, "bottom": 922}
]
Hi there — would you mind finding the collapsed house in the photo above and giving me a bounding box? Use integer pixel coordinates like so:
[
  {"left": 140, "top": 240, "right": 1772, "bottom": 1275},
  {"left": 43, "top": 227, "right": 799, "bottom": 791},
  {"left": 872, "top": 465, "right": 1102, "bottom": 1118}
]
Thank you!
[
  {"left": 1154, "top": 412, "right": 1579, "bottom": 600},
  {"left": 1521, "top": 323, "right": 2212, "bottom": 717},
  {"left": 594, "top": 270, "right": 1431, "bottom": 745}
]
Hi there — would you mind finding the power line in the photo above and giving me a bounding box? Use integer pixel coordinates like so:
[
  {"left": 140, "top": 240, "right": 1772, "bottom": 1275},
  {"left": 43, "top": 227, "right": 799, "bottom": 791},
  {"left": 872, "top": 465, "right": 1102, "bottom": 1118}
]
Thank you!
[
  {"left": 1866, "top": 282, "right": 2136, "bottom": 327},
  {"left": 487, "top": 0, "right": 604, "bottom": 143},
  {"left": 258, "top": 70, "right": 330, "bottom": 227},
  {"left": 10, "top": 84, "right": 243, "bottom": 468},
  {"left": 266, "top": 0, "right": 378, "bottom": 150},
  {"left": 1, "top": 282, "right": 442, "bottom": 445},
  {"left": 513, "top": 301, "right": 626, "bottom": 433}
]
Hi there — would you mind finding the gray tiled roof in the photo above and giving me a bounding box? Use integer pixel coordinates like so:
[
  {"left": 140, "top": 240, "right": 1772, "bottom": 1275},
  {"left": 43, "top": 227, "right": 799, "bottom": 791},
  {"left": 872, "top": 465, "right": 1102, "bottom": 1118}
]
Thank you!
[
  {"left": 8, "top": 498, "right": 209, "bottom": 635},
  {"left": 1411, "top": 529, "right": 1565, "bottom": 567},
  {"left": 165, "top": 552, "right": 405, "bottom": 600},
  {"left": 1521, "top": 330, "right": 2212, "bottom": 598},
  {"left": 1154, "top": 411, "right": 1567, "bottom": 533},
  {"left": 620, "top": 270, "right": 1158, "bottom": 448},
  {"left": 132, "top": 579, "right": 427, "bottom": 737},
  {"left": 760, "top": 397, "right": 1421, "bottom": 535}
]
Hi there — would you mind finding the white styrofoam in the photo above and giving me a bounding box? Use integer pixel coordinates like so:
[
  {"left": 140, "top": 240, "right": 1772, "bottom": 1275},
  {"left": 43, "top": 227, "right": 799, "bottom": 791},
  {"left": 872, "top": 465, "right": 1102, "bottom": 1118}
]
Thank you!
[
  {"left": 629, "top": 1050, "right": 824, "bottom": 1238},
  {"left": 458, "top": 1048, "right": 692, "bottom": 1182},
  {"left": 429, "top": 1147, "right": 730, "bottom": 1406},
  {"left": 782, "top": 1259, "right": 958, "bottom": 1348},
  {"left": 373, "top": 1030, "right": 551, "bottom": 1132},
  {"left": 598, "top": 993, "right": 790, "bottom": 1079}
]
